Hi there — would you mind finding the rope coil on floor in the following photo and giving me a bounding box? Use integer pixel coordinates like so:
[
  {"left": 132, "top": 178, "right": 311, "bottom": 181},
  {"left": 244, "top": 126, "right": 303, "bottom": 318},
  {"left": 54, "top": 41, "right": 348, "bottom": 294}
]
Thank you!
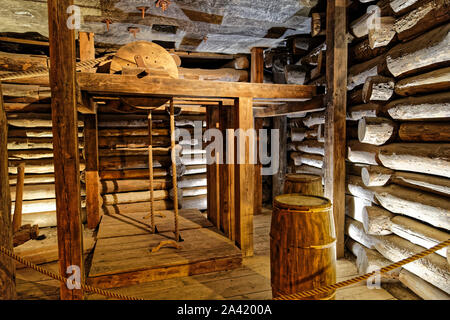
[{"left": 1, "top": 238, "right": 449, "bottom": 300}]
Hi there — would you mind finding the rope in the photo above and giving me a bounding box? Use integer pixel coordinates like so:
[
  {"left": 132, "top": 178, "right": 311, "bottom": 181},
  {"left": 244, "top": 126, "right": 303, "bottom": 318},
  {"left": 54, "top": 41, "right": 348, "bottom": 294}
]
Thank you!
[
  {"left": 274, "top": 238, "right": 450, "bottom": 300},
  {"left": 0, "top": 55, "right": 113, "bottom": 81},
  {"left": 0, "top": 245, "right": 143, "bottom": 300},
  {"left": 1, "top": 239, "right": 447, "bottom": 300}
]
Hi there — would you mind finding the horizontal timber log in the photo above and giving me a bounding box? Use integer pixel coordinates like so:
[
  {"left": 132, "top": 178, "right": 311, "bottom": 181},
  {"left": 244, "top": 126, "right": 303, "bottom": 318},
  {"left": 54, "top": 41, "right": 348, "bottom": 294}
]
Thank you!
[
  {"left": 345, "top": 194, "right": 371, "bottom": 223},
  {"left": 178, "top": 68, "right": 249, "bottom": 82},
  {"left": 390, "top": 171, "right": 450, "bottom": 196},
  {"left": 373, "top": 235, "right": 450, "bottom": 293},
  {"left": 7, "top": 113, "right": 84, "bottom": 128},
  {"left": 398, "top": 122, "right": 450, "bottom": 142},
  {"left": 345, "top": 217, "right": 377, "bottom": 249},
  {"left": 100, "top": 179, "right": 170, "bottom": 194},
  {"left": 385, "top": 23, "right": 450, "bottom": 78},
  {"left": 373, "top": 184, "right": 450, "bottom": 230},
  {"left": 99, "top": 168, "right": 167, "bottom": 180},
  {"left": 378, "top": 143, "right": 450, "bottom": 177},
  {"left": 385, "top": 91, "right": 450, "bottom": 120},
  {"left": 362, "top": 206, "right": 394, "bottom": 236},
  {"left": 254, "top": 96, "right": 324, "bottom": 118},
  {"left": 394, "top": 0, "right": 450, "bottom": 42},
  {"left": 358, "top": 117, "right": 396, "bottom": 145},
  {"left": 303, "top": 111, "right": 325, "bottom": 127},
  {"left": 8, "top": 159, "right": 85, "bottom": 174},
  {"left": 102, "top": 200, "right": 172, "bottom": 215},
  {"left": 362, "top": 76, "right": 395, "bottom": 102},
  {"left": 288, "top": 140, "right": 324, "bottom": 155},
  {"left": 102, "top": 190, "right": 168, "bottom": 205},
  {"left": 347, "top": 103, "right": 384, "bottom": 120},
  {"left": 390, "top": 215, "right": 449, "bottom": 258},
  {"left": 347, "top": 140, "right": 381, "bottom": 165},
  {"left": 77, "top": 73, "right": 317, "bottom": 100},
  {"left": 394, "top": 66, "right": 450, "bottom": 96},
  {"left": 399, "top": 269, "right": 450, "bottom": 300},
  {"left": 346, "top": 239, "right": 399, "bottom": 282}
]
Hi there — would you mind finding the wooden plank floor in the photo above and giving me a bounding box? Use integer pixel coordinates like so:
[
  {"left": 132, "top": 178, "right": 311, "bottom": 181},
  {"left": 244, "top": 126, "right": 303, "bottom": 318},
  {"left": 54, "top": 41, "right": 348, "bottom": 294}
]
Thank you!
[
  {"left": 87, "top": 209, "right": 242, "bottom": 288},
  {"left": 15, "top": 209, "right": 396, "bottom": 300}
]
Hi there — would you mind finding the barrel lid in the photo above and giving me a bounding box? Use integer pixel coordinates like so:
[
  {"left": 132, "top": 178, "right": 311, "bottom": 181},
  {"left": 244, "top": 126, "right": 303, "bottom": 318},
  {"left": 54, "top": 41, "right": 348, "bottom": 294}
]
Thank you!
[
  {"left": 274, "top": 193, "right": 331, "bottom": 211},
  {"left": 285, "top": 173, "right": 321, "bottom": 182}
]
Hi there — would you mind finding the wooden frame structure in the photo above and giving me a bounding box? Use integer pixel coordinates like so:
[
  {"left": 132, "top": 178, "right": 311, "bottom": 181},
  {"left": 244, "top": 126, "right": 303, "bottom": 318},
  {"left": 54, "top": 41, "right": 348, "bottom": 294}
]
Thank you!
[{"left": 76, "top": 73, "right": 318, "bottom": 259}]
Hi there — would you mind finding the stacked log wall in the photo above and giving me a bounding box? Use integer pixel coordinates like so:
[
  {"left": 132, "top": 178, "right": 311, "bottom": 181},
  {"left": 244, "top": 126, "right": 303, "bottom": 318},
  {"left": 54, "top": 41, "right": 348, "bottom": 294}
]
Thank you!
[
  {"left": 344, "top": 0, "right": 450, "bottom": 299},
  {"left": 4, "top": 91, "right": 86, "bottom": 228},
  {"left": 98, "top": 109, "right": 208, "bottom": 215}
]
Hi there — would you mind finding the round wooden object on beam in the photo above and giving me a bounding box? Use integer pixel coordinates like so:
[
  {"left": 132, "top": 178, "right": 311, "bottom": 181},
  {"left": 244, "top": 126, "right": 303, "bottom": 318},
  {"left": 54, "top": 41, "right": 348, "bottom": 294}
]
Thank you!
[
  {"left": 270, "top": 194, "right": 336, "bottom": 300},
  {"left": 283, "top": 173, "right": 323, "bottom": 196},
  {"left": 110, "top": 41, "right": 179, "bottom": 108}
]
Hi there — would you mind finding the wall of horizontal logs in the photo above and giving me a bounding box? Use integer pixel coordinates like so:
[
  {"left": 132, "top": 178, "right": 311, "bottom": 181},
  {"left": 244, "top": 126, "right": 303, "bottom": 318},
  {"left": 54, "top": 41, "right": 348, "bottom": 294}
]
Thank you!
[
  {"left": 270, "top": 0, "right": 450, "bottom": 299},
  {"left": 346, "top": 0, "right": 450, "bottom": 299}
]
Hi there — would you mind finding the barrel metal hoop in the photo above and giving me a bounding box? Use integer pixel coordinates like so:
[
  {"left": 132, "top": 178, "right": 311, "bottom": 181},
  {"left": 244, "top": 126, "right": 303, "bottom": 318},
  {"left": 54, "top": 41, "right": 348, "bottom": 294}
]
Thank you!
[{"left": 275, "top": 207, "right": 332, "bottom": 214}]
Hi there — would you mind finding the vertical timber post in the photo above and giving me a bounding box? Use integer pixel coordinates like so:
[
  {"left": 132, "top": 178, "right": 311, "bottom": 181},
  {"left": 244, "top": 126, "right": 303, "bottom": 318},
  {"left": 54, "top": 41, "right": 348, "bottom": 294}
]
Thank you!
[
  {"left": 219, "top": 105, "right": 235, "bottom": 240},
  {"left": 234, "top": 97, "right": 254, "bottom": 257},
  {"left": 251, "top": 47, "right": 264, "bottom": 215},
  {"left": 84, "top": 114, "right": 101, "bottom": 229},
  {"left": 324, "top": 0, "right": 347, "bottom": 258},
  {"left": 206, "top": 104, "right": 221, "bottom": 229},
  {"left": 48, "top": 0, "right": 84, "bottom": 299},
  {"left": 0, "top": 83, "right": 16, "bottom": 299},
  {"left": 79, "top": 32, "right": 101, "bottom": 229},
  {"left": 272, "top": 117, "right": 287, "bottom": 198}
]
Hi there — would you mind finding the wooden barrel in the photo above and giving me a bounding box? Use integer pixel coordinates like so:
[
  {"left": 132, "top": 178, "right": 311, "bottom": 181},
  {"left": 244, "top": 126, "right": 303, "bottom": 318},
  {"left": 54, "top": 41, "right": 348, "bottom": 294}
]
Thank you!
[
  {"left": 270, "top": 194, "right": 336, "bottom": 300},
  {"left": 284, "top": 173, "right": 323, "bottom": 196}
]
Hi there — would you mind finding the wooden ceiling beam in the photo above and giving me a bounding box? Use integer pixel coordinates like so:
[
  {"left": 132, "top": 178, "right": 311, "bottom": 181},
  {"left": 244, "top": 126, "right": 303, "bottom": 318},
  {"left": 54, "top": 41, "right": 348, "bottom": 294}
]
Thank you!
[
  {"left": 77, "top": 73, "right": 318, "bottom": 100},
  {"left": 254, "top": 96, "right": 325, "bottom": 118}
]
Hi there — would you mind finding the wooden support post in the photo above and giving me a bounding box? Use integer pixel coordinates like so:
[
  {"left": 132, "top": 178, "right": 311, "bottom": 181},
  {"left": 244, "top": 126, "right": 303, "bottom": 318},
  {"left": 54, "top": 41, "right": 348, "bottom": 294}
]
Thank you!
[
  {"left": 147, "top": 112, "right": 155, "bottom": 232},
  {"left": 251, "top": 47, "right": 264, "bottom": 215},
  {"left": 0, "top": 82, "right": 16, "bottom": 299},
  {"left": 80, "top": 30, "right": 100, "bottom": 230},
  {"left": 79, "top": 32, "right": 95, "bottom": 62},
  {"left": 219, "top": 105, "right": 235, "bottom": 240},
  {"left": 84, "top": 114, "right": 101, "bottom": 229},
  {"left": 169, "top": 99, "right": 180, "bottom": 241},
  {"left": 12, "top": 163, "right": 25, "bottom": 232},
  {"left": 48, "top": 0, "right": 84, "bottom": 300},
  {"left": 272, "top": 116, "right": 287, "bottom": 198},
  {"left": 206, "top": 105, "right": 221, "bottom": 229},
  {"left": 234, "top": 97, "right": 254, "bottom": 257},
  {"left": 324, "top": 0, "right": 347, "bottom": 258}
]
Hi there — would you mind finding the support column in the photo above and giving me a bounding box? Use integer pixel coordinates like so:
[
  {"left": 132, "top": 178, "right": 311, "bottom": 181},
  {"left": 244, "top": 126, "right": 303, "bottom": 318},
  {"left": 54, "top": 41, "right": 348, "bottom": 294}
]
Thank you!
[
  {"left": 0, "top": 83, "right": 16, "bottom": 299},
  {"left": 272, "top": 116, "right": 287, "bottom": 198},
  {"left": 234, "top": 97, "right": 254, "bottom": 257},
  {"left": 251, "top": 47, "right": 264, "bottom": 215},
  {"left": 48, "top": 0, "right": 84, "bottom": 300},
  {"left": 80, "top": 31, "right": 100, "bottom": 230},
  {"left": 84, "top": 114, "right": 101, "bottom": 229},
  {"left": 206, "top": 105, "right": 221, "bottom": 229},
  {"left": 324, "top": 0, "right": 347, "bottom": 258},
  {"left": 219, "top": 105, "right": 235, "bottom": 240}
]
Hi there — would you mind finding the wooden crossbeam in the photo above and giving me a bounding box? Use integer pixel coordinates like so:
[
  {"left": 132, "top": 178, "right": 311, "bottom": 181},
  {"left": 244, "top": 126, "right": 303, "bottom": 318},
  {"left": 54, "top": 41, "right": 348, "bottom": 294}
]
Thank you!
[
  {"left": 254, "top": 96, "right": 325, "bottom": 117},
  {"left": 77, "top": 73, "right": 317, "bottom": 100}
]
